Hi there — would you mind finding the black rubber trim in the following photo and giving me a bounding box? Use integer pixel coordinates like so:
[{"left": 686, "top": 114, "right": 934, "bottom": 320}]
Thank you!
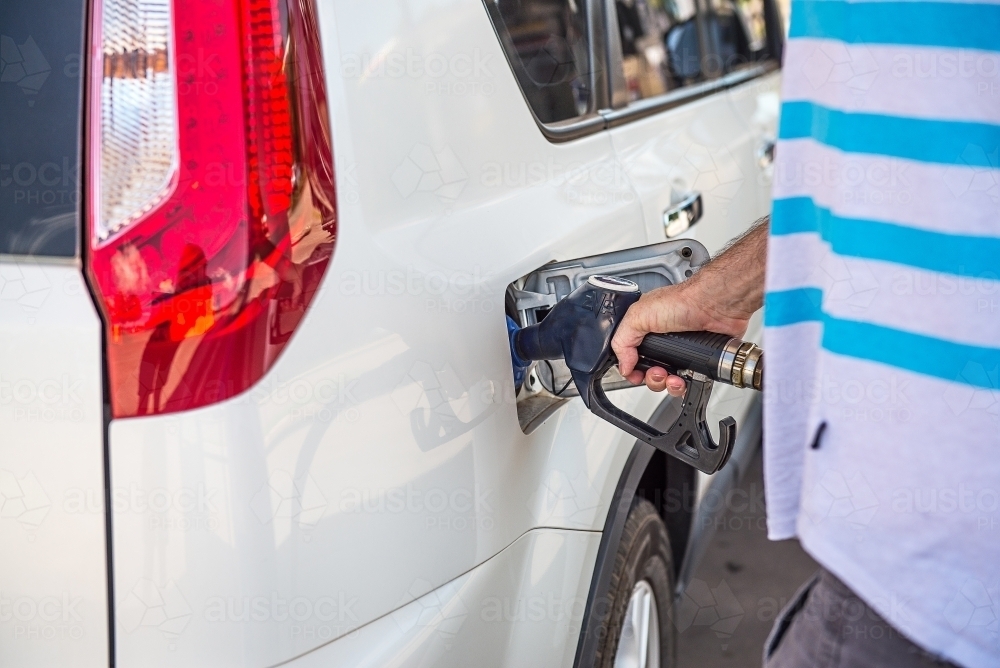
[
  {"left": 546, "top": 63, "right": 780, "bottom": 142},
  {"left": 599, "top": 62, "right": 779, "bottom": 129},
  {"left": 572, "top": 397, "right": 679, "bottom": 668},
  {"left": 100, "top": 403, "right": 115, "bottom": 668},
  {"left": 78, "top": 0, "right": 115, "bottom": 660}
]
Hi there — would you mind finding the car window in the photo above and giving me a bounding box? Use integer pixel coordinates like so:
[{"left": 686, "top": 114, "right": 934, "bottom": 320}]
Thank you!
[
  {"left": 615, "top": 0, "right": 701, "bottom": 101},
  {"left": 488, "top": 0, "right": 593, "bottom": 124},
  {"left": 0, "top": 0, "right": 86, "bottom": 258},
  {"left": 734, "top": 0, "right": 768, "bottom": 52},
  {"left": 707, "top": 0, "right": 768, "bottom": 74}
]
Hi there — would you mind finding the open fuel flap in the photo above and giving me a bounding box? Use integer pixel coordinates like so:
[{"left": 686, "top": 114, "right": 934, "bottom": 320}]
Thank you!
[{"left": 508, "top": 239, "right": 710, "bottom": 433}]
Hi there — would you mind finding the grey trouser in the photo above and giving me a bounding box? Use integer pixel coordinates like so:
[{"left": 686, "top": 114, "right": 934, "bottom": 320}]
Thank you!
[{"left": 764, "top": 569, "right": 960, "bottom": 668}]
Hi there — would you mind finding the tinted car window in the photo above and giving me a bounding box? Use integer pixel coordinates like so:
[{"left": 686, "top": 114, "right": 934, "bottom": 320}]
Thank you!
[
  {"left": 0, "top": 0, "right": 86, "bottom": 257},
  {"left": 487, "top": 0, "right": 592, "bottom": 124},
  {"left": 616, "top": 0, "right": 700, "bottom": 101},
  {"left": 707, "top": 0, "right": 769, "bottom": 74},
  {"left": 735, "top": 0, "right": 768, "bottom": 52}
]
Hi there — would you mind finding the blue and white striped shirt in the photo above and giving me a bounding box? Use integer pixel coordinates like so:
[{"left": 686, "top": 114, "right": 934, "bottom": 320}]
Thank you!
[{"left": 764, "top": 1, "right": 1000, "bottom": 665}]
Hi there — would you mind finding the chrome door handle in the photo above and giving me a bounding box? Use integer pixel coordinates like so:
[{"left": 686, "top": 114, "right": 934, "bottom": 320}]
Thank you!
[
  {"left": 758, "top": 137, "right": 776, "bottom": 168},
  {"left": 663, "top": 192, "right": 703, "bottom": 238}
]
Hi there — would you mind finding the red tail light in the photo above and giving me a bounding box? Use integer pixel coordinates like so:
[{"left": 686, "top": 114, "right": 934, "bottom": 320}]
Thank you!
[{"left": 86, "top": 0, "right": 336, "bottom": 417}]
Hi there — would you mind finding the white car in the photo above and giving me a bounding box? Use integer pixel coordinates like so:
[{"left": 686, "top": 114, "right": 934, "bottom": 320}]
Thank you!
[{"left": 0, "top": 0, "right": 781, "bottom": 665}]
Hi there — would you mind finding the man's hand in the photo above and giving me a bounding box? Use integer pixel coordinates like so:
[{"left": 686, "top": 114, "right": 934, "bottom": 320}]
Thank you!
[
  {"left": 611, "top": 217, "right": 770, "bottom": 395},
  {"left": 611, "top": 282, "right": 753, "bottom": 394}
]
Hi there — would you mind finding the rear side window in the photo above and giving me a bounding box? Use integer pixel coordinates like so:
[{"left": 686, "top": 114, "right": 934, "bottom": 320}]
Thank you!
[
  {"left": 707, "top": 0, "right": 772, "bottom": 73},
  {"left": 0, "top": 0, "right": 86, "bottom": 258},
  {"left": 487, "top": 0, "right": 593, "bottom": 124},
  {"left": 615, "top": 0, "right": 700, "bottom": 101},
  {"left": 614, "top": 0, "right": 774, "bottom": 103}
]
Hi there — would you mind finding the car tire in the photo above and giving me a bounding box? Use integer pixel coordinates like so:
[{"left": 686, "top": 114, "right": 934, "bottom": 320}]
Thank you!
[{"left": 595, "top": 497, "right": 676, "bottom": 668}]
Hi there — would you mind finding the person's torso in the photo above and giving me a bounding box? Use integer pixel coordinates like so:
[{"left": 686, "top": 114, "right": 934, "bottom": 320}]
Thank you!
[{"left": 763, "top": 2, "right": 1000, "bottom": 666}]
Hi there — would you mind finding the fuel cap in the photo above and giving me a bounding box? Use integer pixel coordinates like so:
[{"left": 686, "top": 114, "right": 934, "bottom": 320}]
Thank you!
[{"left": 587, "top": 275, "right": 639, "bottom": 292}]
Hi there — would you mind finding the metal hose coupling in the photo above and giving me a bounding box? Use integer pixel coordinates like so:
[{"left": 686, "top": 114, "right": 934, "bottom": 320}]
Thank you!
[{"left": 719, "top": 338, "right": 764, "bottom": 391}]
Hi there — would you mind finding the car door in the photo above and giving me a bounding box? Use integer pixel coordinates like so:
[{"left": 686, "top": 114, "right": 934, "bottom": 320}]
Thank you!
[
  {"left": 604, "top": 0, "right": 782, "bottom": 249},
  {"left": 602, "top": 0, "right": 783, "bottom": 439}
]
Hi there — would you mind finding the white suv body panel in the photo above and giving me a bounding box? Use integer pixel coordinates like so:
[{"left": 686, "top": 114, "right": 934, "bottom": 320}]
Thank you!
[
  {"left": 109, "top": 388, "right": 653, "bottom": 666},
  {"left": 0, "top": 261, "right": 108, "bottom": 666},
  {"left": 291, "top": 528, "right": 600, "bottom": 668},
  {"left": 109, "top": 0, "right": 673, "bottom": 664},
  {"left": 0, "top": 0, "right": 778, "bottom": 665}
]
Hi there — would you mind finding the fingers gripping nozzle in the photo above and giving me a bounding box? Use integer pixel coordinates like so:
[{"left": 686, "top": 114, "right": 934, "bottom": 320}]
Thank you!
[{"left": 511, "top": 276, "right": 762, "bottom": 475}]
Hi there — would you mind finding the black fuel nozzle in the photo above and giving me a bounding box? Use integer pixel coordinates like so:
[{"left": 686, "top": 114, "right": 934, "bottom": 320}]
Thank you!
[{"left": 511, "top": 275, "right": 763, "bottom": 474}]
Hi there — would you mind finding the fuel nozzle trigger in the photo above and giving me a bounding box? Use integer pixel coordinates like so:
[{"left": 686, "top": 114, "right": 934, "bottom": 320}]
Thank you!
[
  {"left": 574, "top": 363, "right": 736, "bottom": 475},
  {"left": 512, "top": 275, "right": 759, "bottom": 475}
]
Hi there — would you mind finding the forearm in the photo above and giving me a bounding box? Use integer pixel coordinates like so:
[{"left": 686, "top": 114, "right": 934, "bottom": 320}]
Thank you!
[{"left": 683, "top": 215, "right": 769, "bottom": 322}]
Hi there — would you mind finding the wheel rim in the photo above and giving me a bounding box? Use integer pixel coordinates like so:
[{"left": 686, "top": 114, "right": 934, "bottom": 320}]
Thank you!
[{"left": 614, "top": 580, "right": 660, "bottom": 668}]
